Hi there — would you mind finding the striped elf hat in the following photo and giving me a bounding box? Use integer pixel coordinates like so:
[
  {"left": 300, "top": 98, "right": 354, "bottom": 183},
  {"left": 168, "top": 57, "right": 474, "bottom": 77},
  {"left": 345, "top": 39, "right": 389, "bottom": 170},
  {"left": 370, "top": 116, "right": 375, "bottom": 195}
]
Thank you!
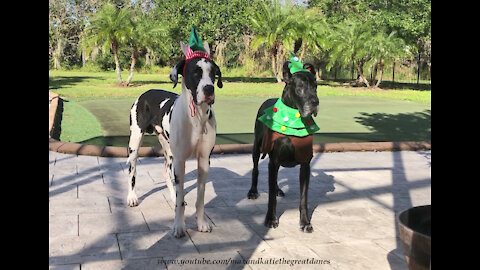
[{"left": 184, "top": 26, "right": 210, "bottom": 60}]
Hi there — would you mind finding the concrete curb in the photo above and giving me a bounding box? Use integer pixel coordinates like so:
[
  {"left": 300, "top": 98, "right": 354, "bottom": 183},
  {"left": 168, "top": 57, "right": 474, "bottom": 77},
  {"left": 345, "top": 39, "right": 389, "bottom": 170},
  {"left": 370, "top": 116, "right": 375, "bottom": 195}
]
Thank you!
[{"left": 48, "top": 92, "right": 431, "bottom": 157}]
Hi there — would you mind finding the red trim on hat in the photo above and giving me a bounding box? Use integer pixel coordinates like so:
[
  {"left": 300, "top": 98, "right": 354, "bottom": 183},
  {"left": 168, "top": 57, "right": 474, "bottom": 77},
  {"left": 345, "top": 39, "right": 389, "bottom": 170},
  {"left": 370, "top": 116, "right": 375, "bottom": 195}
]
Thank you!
[{"left": 183, "top": 49, "right": 210, "bottom": 76}]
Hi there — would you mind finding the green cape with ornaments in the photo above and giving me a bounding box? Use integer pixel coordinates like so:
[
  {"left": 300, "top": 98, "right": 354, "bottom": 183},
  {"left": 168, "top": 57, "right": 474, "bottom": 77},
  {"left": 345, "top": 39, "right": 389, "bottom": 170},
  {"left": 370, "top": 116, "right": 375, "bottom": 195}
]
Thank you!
[
  {"left": 257, "top": 53, "right": 319, "bottom": 137},
  {"left": 258, "top": 99, "right": 319, "bottom": 137}
]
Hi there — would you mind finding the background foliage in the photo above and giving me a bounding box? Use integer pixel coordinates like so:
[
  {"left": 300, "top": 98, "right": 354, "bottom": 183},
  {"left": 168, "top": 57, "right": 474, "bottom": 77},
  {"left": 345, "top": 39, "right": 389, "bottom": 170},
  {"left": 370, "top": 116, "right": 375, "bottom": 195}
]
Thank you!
[{"left": 49, "top": 0, "right": 431, "bottom": 88}]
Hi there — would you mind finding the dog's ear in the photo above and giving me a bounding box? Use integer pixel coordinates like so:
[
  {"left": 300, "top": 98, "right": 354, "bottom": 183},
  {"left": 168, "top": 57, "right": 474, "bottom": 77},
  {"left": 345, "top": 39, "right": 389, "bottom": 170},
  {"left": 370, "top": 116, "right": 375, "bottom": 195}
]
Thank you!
[
  {"left": 303, "top": 63, "right": 316, "bottom": 78},
  {"left": 203, "top": 41, "right": 210, "bottom": 55},
  {"left": 282, "top": 61, "right": 292, "bottom": 83},
  {"left": 170, "top": 59, "right": 186, "bottom": 88},
  {"left": 212, "top": 61, "right": 223, "bottom": 88},
  {"left": 180, "top": 41, "right": 189, "bottom": 57}
]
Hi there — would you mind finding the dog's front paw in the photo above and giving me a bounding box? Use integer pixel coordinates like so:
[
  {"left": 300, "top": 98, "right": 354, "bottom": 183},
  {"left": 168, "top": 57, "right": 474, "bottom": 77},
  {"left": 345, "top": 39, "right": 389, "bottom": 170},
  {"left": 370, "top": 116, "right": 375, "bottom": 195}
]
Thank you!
[
  {"left": 197, "top": 218, "right": 212, "bottom": 233},
  {"left": 264, "top": 216, "right": 279, "bottom": 228},
  {"left": 172, "top": 223, "right": 186, "bottom": 238},
  {"left": 300, "top": 223, "right": 314, "bottom": 233},
  {"left": 127, "top": 192, "right": 139, "bottom": 207},
  {"left": 247, "top": 189, "right": 259, "bottom": 199}
]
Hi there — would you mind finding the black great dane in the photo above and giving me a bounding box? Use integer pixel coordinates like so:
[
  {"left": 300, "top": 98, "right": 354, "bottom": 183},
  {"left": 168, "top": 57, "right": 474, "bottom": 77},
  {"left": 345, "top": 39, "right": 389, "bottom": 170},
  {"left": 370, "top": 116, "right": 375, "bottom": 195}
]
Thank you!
[
  {"left": 126, "top": 29, "right": 222, "bottom": 238},
  {"left": 248, "top": 56, "right": 319, "bottom": 233}
]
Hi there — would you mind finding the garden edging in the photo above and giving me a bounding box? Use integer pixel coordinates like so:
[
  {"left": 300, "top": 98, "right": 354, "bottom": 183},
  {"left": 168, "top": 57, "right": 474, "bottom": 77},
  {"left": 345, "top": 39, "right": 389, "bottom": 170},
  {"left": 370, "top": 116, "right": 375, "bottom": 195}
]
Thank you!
[{"left": 48, "top": 92, "right": 430, "bottom": 157}]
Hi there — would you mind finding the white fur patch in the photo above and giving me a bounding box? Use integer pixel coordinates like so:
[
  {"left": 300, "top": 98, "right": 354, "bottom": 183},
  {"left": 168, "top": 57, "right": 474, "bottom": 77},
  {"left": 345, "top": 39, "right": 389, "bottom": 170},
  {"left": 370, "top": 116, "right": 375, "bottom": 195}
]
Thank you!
[{"left": 159, "top": 98, "right": 170, "bottom": 109}]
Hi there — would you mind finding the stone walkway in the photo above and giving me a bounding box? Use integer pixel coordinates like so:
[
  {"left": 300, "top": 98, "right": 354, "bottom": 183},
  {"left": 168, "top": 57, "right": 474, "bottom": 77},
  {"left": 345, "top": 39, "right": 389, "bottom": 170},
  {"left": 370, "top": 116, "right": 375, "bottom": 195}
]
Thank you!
[{"left": 49, "top": 150, "right": 431, "bottom": 269}]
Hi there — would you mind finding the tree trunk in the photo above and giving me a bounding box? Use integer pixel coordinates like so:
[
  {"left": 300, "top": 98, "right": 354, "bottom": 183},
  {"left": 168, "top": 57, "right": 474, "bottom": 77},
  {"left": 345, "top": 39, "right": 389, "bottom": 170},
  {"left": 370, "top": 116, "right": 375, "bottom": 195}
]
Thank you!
[
  {"left": 275, "top": 44, "right": 287, "bottom": 83},
  {"left": 316, "top": 67, "right": 322, "bottom": 81},
  {"left": 270, "top": 47, "right": 279, "bottom": 82},
  {"left": 371, "top": 63, "right": 378, "bottom": 87},
  {"left": 375, "top": 61, "right": 384, "bottom": 88},
  {"left": 145, "top": 49, "right": 151, "bottom": 67},
  {"left": 355, "top": 62, "right": 370, "bottom": 88},
  {"left": 111, "top": 41, "right": 123, "bottom": 86},
  {"left": 125, "top": 49, "right": 138, "bottom": 87},
  {"left": 53, "top": 39, "right": 63, "bottom": 69},
  {"left": 299, "top": 42, "right": 306, "bottom": 61}
]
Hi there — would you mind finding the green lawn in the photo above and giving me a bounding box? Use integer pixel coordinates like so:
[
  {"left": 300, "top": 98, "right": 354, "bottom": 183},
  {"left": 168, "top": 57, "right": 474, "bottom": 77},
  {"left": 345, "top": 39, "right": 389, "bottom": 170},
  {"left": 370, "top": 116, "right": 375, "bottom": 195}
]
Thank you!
[
  {"left": 49, "top": 70, "right": 431, "bottom": 103},
  {"left": 50, "top": 70, "right": 431, "bottom": 146}
]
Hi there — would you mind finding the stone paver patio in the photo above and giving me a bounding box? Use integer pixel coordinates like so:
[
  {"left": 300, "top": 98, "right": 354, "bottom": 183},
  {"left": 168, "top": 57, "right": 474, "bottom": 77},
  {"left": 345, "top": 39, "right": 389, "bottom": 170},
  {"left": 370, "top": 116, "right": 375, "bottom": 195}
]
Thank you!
[{"left": 49, "top": 150, "right": 431, "bottom": 269}]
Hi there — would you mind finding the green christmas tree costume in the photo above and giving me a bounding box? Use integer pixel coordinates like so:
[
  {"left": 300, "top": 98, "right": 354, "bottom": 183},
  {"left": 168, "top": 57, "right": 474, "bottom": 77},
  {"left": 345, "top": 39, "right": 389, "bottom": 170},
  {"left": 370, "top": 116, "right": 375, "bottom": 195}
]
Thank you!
[{"left": 257, "top": 53, "right": 319, "bottom": 137}]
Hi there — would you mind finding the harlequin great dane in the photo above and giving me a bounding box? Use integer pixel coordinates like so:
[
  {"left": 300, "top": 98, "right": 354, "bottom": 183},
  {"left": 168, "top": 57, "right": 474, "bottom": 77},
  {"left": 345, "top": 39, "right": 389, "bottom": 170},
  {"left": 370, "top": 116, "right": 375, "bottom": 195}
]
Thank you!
[{"left": 126, "top": 41, "right": 222, "bottom": 238}]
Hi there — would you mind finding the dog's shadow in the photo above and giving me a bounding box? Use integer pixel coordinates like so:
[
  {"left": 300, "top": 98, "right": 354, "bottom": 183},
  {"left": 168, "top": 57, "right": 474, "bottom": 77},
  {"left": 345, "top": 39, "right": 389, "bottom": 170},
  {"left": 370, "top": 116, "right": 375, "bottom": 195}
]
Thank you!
[
  {"left": 180, "top": 156, "right": 335, "bottom": 223},
  {"left": 130, "top": 154, "right": 336, "bottom": 269}
]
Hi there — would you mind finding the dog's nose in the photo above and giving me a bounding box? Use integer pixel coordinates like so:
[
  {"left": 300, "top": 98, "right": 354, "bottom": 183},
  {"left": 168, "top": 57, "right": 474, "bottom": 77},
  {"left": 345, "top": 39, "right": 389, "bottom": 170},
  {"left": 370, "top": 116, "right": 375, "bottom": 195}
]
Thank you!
[{"left": 204, "top": 85, "right": 214, "bottom": 96}]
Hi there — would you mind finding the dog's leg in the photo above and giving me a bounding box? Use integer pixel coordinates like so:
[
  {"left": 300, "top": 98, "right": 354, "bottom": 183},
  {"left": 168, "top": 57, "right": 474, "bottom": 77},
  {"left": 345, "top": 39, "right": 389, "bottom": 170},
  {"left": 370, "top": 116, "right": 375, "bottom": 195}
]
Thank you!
[
  {"left": 155, "top": 126, "right": 176, "bottom": 203},
  {"left": 248, "top": 139, "right": 261, "bottom": 199},
  {"left": 196, "top": 154, "right": 212, "bottom": 232},
  {"left": 265, "top": 159, "right": 280, "bottom": 228},
  {"left": 299, "top": 163, "right": 313, "bottom": 233},
  {"left": 172, "top": 159, "right": 186, "bottom": 238},
  {"left": 126, "top": 124, "right": 144, "bottom": 207}
]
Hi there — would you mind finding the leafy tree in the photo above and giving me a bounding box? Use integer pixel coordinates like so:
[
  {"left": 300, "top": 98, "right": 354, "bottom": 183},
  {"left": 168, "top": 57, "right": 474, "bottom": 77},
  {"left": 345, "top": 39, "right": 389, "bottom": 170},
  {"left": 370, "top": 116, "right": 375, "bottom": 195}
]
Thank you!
[
  {"left": 49, "top": 0, "right": 88, "bottom": 69},
  {"left": 325, "top": 19, "right": 373, "bottom": 87},
  {"left": 124, "top": 11, "right": 168, "bottom": 86},
  {"left": 249, "top": 0, "right": 297, "bottom": 82},
  {"left": 325, "top": 18, "right": 413, "bottom": 88},
  {"left": 81, "top": 2, "right": 134, "bottom": 85},
  {"left": 151, "top": 0, "right": 254, "bottom": 66},
  {"left": 367, "top": 31, "right": 413, "bottom": 87},
  {"left": 288, "top": 6, "right": 329, "bottom": 61}
]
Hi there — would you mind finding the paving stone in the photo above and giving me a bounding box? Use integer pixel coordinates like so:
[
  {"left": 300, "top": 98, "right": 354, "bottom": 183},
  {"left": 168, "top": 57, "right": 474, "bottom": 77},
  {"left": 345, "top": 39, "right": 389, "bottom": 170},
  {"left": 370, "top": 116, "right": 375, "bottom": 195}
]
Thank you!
[
  {"left": 163, "top": 250, "right": 246, "bottom": 270},
  {"left": 117, "top": 230, "right": 198, "bottom": 260},
  {"left": 187, "top": 219, "right": 270, "bottom": 253},
  {"left": 49, "top": 214, "right": 78, "bottom": 237},
  {"left": 49, "top": 196, "right": 111, "bottom": 215},
  {"left": 140, "top": 207, "right": 174, "bottom": 231},
  {"left": 50, "top": 173, "right": 103, "bottom": 200},
  {"left": 79, "top": 212, "right": 149, "bottom": 236},
  {"left": 205, "top": 205, "right": 264, "bottom": 226},
  {"left": 49, "top": 234, "right": 121, "bottom": 265},
  {"left": 51, "top": 154, "right": 78, "bottom": 174},
  {"left": 81, "top": 258, "right": 166, "bottom": 270},
  {"left": 326, "top": 240, "right": 408, "bottom": 270},
  {"left": 75, "top": 155, "right": 101, "bottom": 174},
  {"left": 97, "top": 157, "right": 127, "bottom": 173},
  {"left": 49, "top": 150, "right": 430, "bottom": 269},
  {"left": 49, "top": 264, "right": 80, "bottom": 270},
  {"left": 238, "top": 245, "right": 331, "bottom": 270},
  {"left": 373, "top": 237, "right": 407, "bottom": 263}
]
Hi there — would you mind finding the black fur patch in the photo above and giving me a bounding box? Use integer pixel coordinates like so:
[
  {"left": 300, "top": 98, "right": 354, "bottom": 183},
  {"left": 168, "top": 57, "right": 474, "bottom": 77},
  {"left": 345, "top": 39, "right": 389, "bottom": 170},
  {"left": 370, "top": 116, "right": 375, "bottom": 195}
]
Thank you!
[
  {"left": 131, "top": 175, "right": 136, "bottom": 189},
  {"left": 134, "top": 90, "right": 178, "bottom": 134}
]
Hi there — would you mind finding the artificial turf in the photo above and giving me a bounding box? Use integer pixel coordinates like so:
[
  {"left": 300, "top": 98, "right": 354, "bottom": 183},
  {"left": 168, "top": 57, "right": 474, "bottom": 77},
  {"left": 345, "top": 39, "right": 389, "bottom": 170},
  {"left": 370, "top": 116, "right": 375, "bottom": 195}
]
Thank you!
[{"left": 58, "top": 96, "right": 430, "bottom": 146}]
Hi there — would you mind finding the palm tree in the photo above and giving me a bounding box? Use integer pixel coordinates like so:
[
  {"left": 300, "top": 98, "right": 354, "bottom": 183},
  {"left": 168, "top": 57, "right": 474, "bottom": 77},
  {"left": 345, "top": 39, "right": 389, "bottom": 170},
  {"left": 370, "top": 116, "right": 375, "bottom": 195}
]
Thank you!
[
  {"left": 325, "top": 19, "right": 374, "bottom": 87},
  {"left": 287, "top": 7, "right": 329, "bottom": 62},
  {"left": 367, "top": 31, "right": 413, "bottom": 87},
  {"left": 249, "top": 0, "right": 294, "bottom": 82},
  {"left": 81, "top": 2, "right": 134, "bottom": 86},
  {"left": 124, "top": 14, "right": 168, "bottom": 86}
]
